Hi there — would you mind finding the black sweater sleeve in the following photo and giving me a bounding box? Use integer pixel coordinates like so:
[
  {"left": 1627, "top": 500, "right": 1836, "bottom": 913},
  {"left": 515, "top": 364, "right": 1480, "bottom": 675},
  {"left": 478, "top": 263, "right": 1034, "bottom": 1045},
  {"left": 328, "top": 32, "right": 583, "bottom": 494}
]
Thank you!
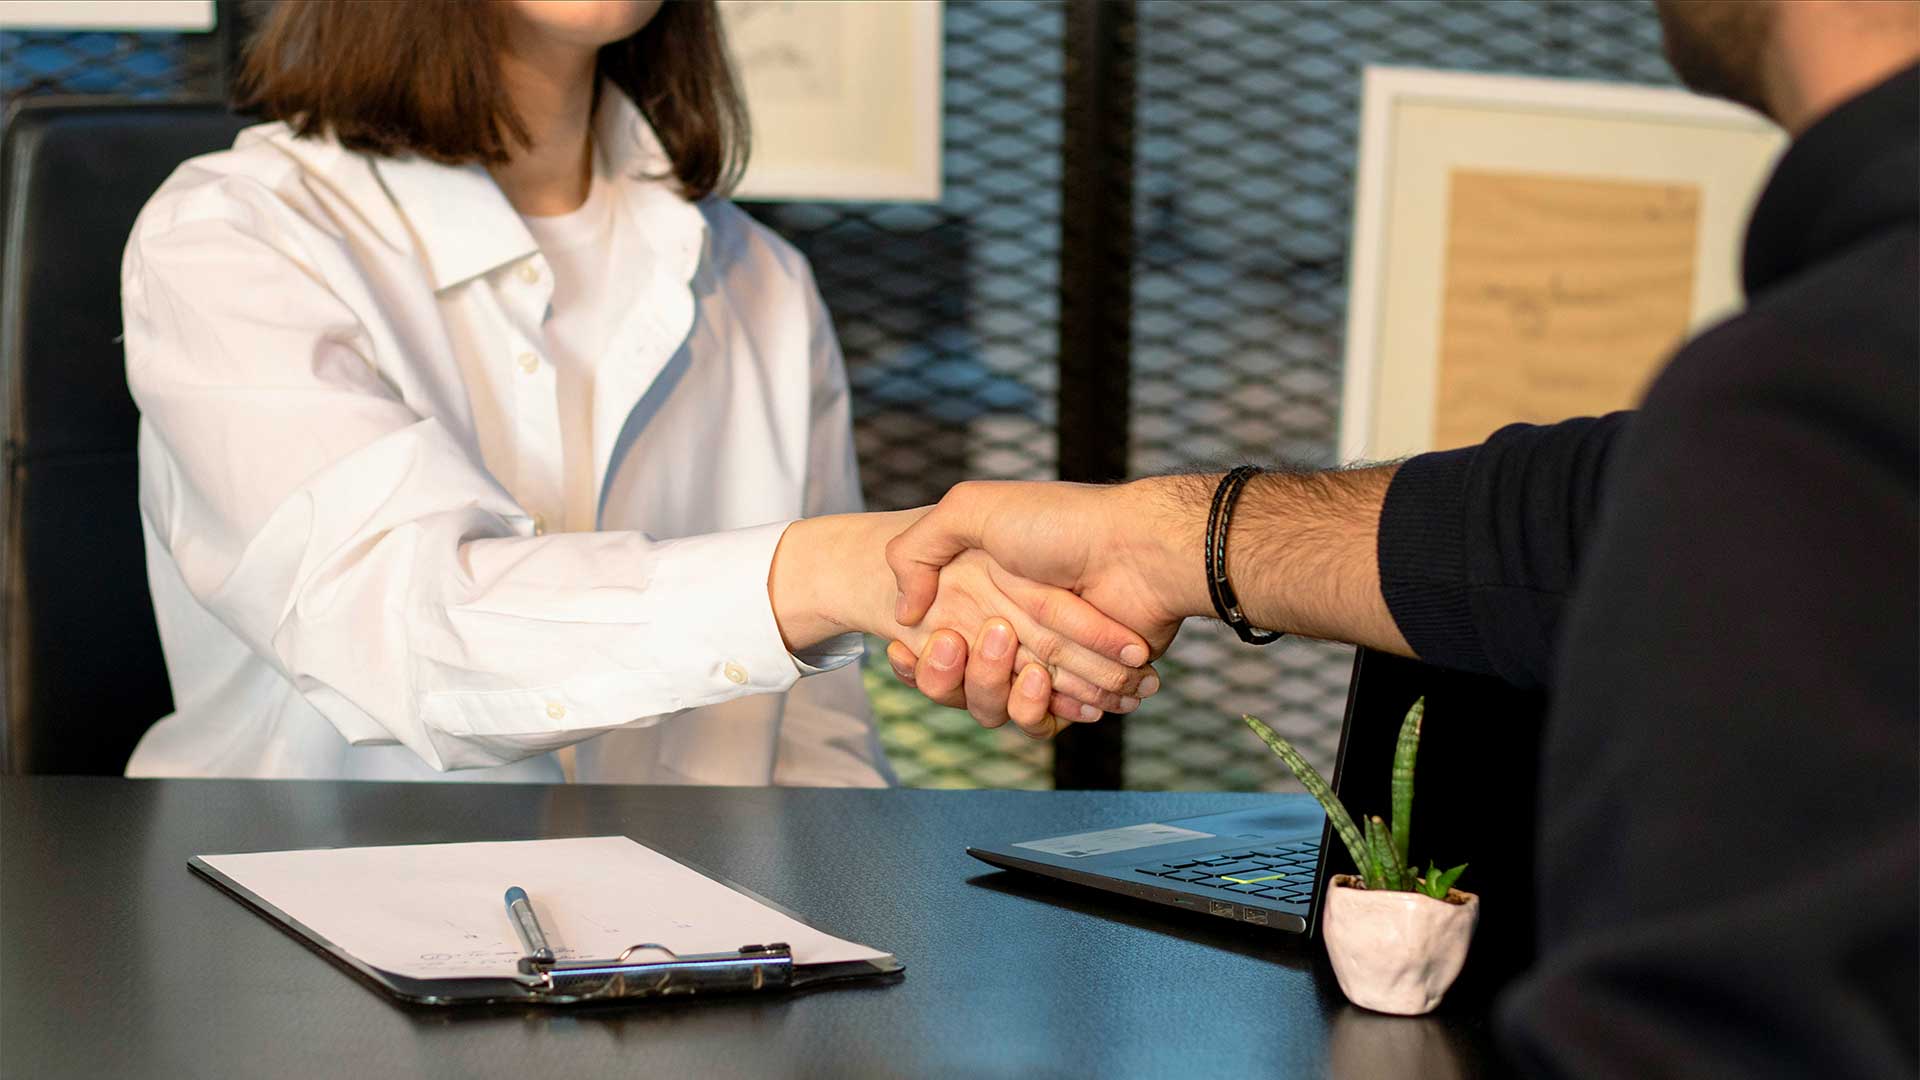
[{"left": 1375, "top": 412, "right": 1631, "bottom": 688}]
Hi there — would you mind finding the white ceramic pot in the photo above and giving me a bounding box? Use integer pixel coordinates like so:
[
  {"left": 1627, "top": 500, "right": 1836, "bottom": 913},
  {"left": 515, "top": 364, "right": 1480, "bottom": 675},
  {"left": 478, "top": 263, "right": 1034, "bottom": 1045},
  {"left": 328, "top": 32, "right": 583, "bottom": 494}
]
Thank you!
[{"left": 1321, "top": 874, "right": 1479, "bottom": 1015}]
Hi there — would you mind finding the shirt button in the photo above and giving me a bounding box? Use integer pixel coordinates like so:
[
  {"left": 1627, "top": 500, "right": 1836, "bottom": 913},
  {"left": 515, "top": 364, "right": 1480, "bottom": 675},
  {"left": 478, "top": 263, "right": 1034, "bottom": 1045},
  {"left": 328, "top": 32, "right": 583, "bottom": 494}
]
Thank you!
[
  {"left": 545, "top": 701, "right": 567, "bottom": 720},
  {"left": 517, "top": 352, "right": 540, "bottom": 374},
  {"left": 532, "top": 513, "right": 547, "bottom": 536},
  {"left": 518, "top": 262, "right": 540, "bottom": 283},
  {"left": 723, "top": 662, "right": 748, "bottom": 685}
]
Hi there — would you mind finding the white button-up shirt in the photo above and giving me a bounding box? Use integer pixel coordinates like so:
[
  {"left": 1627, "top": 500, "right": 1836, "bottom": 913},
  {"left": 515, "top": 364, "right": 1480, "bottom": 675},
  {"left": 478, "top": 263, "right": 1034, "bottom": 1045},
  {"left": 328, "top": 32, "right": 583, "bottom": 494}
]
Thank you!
[{"left": 120, "top": 89, "right": 889, "bottom": 786}]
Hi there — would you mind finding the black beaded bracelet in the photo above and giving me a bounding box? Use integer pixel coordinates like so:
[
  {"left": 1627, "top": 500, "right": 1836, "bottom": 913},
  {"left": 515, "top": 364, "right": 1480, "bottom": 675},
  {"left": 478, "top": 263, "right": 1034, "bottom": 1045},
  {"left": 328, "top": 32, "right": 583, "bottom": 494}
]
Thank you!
[{"left": 1205, "top": 466, "right": 1283, "bottom": 645}]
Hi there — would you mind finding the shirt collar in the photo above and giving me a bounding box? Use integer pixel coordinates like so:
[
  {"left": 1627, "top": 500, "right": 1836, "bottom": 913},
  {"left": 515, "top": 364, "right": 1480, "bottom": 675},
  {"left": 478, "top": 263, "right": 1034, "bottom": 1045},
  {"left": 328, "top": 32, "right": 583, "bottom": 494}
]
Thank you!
[
  {"left": 371, "top": 83, "right": 701, "bottom": 292},
  {"left": 1742, "top": 62, "right": 1919, "bottom": 298}
]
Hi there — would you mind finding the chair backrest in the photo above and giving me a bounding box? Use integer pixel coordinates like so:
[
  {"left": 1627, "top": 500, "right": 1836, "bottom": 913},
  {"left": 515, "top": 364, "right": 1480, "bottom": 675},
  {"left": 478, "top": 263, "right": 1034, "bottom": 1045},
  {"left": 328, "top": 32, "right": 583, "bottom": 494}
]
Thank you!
[
  {"left": 1323, "top": 646, "right": 1549, "bottom": 998},
  {"left": 0, "top": 100, "right": 253, "bottom": 775}
]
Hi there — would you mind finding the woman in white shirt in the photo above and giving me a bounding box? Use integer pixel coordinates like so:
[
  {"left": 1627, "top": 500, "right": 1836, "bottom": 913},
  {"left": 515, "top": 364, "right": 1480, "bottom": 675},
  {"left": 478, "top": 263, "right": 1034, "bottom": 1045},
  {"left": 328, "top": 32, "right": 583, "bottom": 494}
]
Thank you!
[{"left": 121, "top": 0, "right": 1155, "bottom": 784}]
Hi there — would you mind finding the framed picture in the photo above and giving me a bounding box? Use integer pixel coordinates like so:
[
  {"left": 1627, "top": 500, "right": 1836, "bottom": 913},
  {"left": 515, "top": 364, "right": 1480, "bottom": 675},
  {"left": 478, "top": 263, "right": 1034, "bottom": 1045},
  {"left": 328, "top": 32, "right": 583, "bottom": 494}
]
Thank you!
[
  {"left": 720, "top": 0, "right": 943, "bottom": 203},
  {"left": 0, "top": 0, "right": 214, "bottom": 30},
  {"left": 1337, "top": 66, "right": 1786, "bottom": 462}
]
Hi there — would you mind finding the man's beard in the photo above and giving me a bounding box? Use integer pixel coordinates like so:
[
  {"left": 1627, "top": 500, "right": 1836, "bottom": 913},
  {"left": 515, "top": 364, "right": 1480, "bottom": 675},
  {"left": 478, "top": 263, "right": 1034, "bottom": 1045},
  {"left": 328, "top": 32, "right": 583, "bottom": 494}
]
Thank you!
[{"left": 1653, "top": 0, "right": 1777, "bottom": 117}]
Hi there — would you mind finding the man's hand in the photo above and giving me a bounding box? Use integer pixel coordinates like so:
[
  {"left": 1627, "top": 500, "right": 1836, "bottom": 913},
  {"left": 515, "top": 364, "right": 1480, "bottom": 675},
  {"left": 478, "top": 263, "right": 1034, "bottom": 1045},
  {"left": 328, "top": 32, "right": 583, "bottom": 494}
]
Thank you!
[{"left": 886, "top": 479, "right": 1209, "bottom": 647}]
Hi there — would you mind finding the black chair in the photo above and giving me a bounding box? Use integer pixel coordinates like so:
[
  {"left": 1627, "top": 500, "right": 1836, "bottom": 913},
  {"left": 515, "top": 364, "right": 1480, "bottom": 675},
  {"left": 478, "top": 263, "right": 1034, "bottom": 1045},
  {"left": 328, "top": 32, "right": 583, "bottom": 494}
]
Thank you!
[{"left": 0, "top": 100, "right": 253, "bottom": 775}]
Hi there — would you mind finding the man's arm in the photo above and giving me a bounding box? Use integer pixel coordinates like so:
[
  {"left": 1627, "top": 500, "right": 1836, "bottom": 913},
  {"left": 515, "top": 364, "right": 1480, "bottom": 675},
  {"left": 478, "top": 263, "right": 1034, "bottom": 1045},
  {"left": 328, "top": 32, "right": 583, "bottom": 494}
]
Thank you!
[
  {"left": 1223, "top": 466, "right": 1409, "bottom": 652},
  {"left": 1376, "top": 413, "right": 1630, "bottom": 687},
  {"left": 885, "top": 468, "right": 1411, "bottom": 733},
  {"left": 886, "top": 469, "right": 1412, "bottom": 654},
  {"left": 887, "top": 412, "right": 1634, "bottom": 724}
]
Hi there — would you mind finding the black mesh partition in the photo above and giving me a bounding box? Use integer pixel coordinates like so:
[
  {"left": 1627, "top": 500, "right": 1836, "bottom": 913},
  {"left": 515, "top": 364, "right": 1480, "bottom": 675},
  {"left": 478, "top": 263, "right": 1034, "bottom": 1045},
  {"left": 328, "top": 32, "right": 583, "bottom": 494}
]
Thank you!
[
  {"left": 1, "top": 28, "right": 228, "bottom": 103},
  {"left": 746, "top": 0, "right": 1068, "bottom": 788},
  {"left": 1124, "top": 0, "right": 1672, "bottom": 792},
  {"left": 2, "top": 0, "right": 1679, "bottom": 790}
]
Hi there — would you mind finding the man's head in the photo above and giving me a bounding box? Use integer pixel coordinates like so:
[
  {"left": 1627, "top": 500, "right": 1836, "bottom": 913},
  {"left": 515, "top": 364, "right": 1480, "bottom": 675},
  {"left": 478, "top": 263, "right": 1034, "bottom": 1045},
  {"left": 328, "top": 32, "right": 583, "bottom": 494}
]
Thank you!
[
  {"left": 1653, "top": 0, "right": 1778, "bottom": 115},
  {"left": 1654, "top": 0, "right": 1920, "bottom": 131}
]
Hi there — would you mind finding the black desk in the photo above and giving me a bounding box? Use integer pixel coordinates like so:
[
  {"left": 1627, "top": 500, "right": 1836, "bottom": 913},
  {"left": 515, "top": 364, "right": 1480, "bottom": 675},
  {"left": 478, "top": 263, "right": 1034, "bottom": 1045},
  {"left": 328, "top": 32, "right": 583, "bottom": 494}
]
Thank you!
[{"left": 1, "top": 779, "right": 1506, "bottom": 1077}]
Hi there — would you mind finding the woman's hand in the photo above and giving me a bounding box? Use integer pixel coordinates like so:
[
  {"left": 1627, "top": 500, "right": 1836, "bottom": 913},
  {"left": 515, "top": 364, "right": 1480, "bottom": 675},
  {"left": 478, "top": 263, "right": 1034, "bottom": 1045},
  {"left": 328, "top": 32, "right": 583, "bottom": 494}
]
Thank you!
[
  {"left": 892, "top": 550, "right": 1160, "bottom": 737},
  {"left": 884, "top": 615, "right": 1170, "bottom": 738},
  {"left": 883, "top": 624, "right": 1078, "bottom": 738},
  {"left": 768, "top": 510, "right": 1158, "bottom": 736}
]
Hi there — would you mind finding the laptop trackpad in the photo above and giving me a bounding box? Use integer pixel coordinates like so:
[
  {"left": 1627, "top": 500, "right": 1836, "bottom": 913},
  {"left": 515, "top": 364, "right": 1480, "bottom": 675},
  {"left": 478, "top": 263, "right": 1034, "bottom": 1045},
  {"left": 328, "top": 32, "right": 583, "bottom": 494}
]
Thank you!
[
  {"left": 1005, "top": 801, "right": 1324, "bottom": 869},
  {"left": 1011, "top": 822, "right": 1218, "bottom": 859}
]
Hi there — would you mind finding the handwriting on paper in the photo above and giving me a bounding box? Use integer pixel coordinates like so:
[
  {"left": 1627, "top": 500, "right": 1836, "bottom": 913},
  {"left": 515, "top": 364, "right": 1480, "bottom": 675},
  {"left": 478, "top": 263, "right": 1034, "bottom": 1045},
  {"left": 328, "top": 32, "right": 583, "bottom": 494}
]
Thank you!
[
  {"left": 719, "top": 0, "right": 847, "bottom": 104},
  {"left": 1434, "top": 169, "right": 1701, "bottom": 450}
]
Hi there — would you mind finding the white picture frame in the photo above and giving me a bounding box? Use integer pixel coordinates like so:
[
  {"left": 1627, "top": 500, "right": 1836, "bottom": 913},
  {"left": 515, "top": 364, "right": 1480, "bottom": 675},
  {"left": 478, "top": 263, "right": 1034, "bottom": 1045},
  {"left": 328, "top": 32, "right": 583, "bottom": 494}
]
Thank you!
[
  {"left": 1337, "top": 66, "right": 1786, "bottom": 463},
  {"left": 720, "top": 0, "right": 943, "bottom": 203},
  {"left": 0, "top": 0, "right": 214, "bottom": 31}
]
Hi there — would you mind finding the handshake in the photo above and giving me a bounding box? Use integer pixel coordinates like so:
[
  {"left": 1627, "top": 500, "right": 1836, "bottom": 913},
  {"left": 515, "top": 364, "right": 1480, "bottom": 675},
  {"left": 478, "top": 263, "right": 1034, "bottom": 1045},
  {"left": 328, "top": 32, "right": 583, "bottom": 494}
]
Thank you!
[{"left": 768, "top": 469, "right": 1407, "bottom": 738}]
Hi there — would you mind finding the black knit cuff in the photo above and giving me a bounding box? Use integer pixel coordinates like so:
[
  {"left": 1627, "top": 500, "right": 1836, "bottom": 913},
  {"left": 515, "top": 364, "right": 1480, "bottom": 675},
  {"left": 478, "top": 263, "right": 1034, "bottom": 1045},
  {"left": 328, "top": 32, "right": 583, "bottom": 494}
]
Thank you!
[{"left": 1377, "top": 447, "right": 1491, "bottom": 673}]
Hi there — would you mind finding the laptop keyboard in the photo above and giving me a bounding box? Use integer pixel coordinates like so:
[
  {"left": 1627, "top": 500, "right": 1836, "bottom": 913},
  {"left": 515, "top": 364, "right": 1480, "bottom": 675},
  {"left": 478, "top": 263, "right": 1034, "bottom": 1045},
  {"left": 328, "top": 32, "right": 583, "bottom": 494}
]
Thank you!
[{"left": 1133, "top": 838, "right": 1321, "bottom": 904}]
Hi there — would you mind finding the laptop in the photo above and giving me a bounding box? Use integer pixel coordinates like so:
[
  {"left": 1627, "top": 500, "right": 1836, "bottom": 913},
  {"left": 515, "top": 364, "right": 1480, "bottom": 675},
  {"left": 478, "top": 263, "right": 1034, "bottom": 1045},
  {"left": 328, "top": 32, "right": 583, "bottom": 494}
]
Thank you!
[
  {"left": 968, "top": 799, "right": 1329, "bottom": 931},
  {"left": 968, "top": 648, "right": 1546, "bottom": 968}
]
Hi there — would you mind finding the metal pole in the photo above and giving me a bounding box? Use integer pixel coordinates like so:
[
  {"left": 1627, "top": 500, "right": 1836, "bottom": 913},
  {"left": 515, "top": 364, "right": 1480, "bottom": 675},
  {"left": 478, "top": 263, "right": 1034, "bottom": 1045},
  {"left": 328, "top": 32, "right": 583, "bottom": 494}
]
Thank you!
[
  {"left": 215, "top": 0, "right": 247, "bottom": 101},
  {"left": 1054, "top": 0, "right": 1136, "bottom": 790}
]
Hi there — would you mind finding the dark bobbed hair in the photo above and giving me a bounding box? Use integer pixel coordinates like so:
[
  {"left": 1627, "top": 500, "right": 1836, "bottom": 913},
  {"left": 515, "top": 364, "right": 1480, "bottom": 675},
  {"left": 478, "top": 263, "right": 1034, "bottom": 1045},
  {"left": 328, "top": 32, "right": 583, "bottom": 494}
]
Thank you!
[{"left": 235, "top": 0, "right": 749, "bottom": 200}]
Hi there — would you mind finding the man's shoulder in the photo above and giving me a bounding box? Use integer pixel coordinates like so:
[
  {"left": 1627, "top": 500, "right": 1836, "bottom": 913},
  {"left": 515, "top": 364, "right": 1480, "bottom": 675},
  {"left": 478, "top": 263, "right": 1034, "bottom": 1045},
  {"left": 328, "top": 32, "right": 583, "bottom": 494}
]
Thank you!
[
  {"left": 1649, "top": 227, "right": 1916, "bottom": 432},
  {"left": 1747, "top": 225, "right": 1917, "bottom": 353}
]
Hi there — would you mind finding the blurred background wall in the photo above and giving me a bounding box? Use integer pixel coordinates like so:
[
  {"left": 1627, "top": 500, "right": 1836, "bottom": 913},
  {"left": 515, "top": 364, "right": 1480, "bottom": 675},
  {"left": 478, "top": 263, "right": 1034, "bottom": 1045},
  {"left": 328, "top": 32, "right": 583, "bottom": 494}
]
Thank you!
[{"left": 1, "top": 0, "right": 1675, "bottom": 792}]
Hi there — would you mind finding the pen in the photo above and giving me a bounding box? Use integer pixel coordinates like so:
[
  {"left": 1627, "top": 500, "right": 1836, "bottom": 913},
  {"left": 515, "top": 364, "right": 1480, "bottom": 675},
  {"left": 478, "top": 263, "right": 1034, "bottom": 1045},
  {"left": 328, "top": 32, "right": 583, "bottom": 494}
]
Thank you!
[{"left": 504, "top": 885, "right": 555, "bottom": 964}]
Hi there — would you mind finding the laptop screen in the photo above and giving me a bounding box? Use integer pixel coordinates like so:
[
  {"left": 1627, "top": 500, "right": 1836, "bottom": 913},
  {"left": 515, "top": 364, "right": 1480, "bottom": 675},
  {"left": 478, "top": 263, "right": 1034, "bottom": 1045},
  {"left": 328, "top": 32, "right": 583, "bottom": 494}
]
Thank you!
[{"left": 1326, "top": 648, "right": 1547, "bottom": 994}]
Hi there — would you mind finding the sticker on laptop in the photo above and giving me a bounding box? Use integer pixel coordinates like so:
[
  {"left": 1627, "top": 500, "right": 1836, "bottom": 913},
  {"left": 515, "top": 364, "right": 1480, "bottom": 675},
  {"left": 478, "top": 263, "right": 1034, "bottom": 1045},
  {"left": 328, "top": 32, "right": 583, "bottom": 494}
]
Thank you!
[{"left": 1013, "top": 823, "right": 1215, "bottom": 858}]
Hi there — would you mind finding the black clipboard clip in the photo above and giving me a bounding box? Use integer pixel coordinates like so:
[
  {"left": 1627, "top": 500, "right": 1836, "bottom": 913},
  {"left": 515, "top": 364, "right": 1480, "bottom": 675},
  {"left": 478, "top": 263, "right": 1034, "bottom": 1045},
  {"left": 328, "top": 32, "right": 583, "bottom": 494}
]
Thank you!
[
  {"left": 504, "top": 885, "right": 794, "bottom": 1002},
  {"left": 516, "top": 942, "right": 795, "bottom": 1001}
]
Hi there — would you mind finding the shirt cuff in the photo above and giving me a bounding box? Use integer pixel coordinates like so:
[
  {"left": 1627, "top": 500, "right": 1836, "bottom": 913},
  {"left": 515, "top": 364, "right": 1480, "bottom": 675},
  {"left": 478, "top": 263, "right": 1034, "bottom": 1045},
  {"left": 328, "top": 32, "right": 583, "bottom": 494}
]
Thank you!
[
  {"left": 639, "top": 520, "right": 809, "bottom": 702},
  {"left": 413, "top": 521, "right": 822, "bottom": 766},
  {"left": 1377, "top": 447, "right": 1491, "bottom": 673},
  {"left": 792, "top": 631, "right": 866, "bottom": 676}
]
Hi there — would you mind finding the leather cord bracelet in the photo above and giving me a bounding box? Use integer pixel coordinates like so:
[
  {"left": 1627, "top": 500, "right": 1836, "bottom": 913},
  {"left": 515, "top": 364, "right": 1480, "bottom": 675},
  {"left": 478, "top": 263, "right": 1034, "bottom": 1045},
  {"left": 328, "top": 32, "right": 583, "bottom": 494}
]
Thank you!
[{"left": 1205, "top": 466, "right": 1284, "bottom": 645}]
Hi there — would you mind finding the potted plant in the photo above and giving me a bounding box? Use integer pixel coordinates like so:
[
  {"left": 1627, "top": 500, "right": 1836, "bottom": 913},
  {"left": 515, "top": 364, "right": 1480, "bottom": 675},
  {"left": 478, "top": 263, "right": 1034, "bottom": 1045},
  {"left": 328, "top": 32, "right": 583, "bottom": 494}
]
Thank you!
[{"left": 1244, "top": 699, "right": 1478, "bottom": 1016}]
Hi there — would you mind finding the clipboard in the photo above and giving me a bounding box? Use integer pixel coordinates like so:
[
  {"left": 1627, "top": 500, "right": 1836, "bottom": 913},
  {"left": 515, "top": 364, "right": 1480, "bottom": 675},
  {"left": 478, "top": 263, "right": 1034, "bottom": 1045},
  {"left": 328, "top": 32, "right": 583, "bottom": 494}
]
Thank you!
[{"left": 189, "top": 837, "right": 903, "bottom": 1007}]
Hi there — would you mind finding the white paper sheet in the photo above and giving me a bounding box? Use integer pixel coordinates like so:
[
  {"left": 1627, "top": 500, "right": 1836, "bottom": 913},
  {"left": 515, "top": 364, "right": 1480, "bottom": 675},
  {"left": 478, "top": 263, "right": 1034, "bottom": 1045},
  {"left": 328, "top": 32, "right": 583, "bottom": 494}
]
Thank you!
[{"left": 198, "top": 836, "right": 887, "bottom": 980}]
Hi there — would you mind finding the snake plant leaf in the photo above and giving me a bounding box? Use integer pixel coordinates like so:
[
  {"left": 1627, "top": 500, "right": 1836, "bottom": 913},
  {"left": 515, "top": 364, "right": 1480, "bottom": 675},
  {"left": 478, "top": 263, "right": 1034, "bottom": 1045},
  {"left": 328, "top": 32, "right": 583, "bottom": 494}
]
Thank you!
[
  {"left": 1244, "top": 715, "right": 1369, "bottom": 877},
  {"left": 1369, "top": 815, "right": 1410, "bottom": 892},
  {"left": 1432, "top": 863, "right": 1468, "bottom": 897},
  {"left": 1363, "top": 816, "right": 1396, "bottom": 890},
  {"left": 1359, "top": 816, "right": 1380, "bottom": 889},
  {"left": 1419, "top": 860, "right": 1441, "bottom": 899},
  {"left": 1390, "top": 697, "right": 1423, "bottom": 872}
]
